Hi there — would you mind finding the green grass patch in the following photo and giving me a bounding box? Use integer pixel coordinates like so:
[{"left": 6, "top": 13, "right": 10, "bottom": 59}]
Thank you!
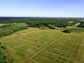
[{"left": 0, "top": 28, "right": 84, "bottom": 63}]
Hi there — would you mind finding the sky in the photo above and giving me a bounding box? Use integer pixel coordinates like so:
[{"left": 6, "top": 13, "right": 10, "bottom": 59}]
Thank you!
[{"left": 0, "top": 0, "right": 84, "bottom": 17}]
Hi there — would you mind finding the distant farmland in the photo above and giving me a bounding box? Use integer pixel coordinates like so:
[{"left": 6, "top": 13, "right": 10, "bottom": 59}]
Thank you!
[{"left": 0, "top": 17, "right": 84, "bottom": 63}]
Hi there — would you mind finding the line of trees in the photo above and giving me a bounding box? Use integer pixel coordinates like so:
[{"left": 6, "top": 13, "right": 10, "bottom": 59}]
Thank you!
[
  {"left": 63, "top": 28, "right": 84, "bottom": 33},
  {"left": 0, "top": 18, "right": 79, "bottom": 28},
  {"left": 0, "top": 17, "right": 84, "bottom": 30},
  {"left": 78, "top": 22, "right": 84, "bottom": 27},
  {"left": 0, "top": 23, "right": 28, "bottom": 37}
]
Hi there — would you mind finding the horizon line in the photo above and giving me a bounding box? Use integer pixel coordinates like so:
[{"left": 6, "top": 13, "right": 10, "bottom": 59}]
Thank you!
[{"left": 0, "top": 16, "right": 84, "bottom": 18}]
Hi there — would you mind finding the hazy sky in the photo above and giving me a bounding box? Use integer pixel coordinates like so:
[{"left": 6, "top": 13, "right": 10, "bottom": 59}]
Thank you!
[{"left": 0, "top": 0, "right": 84, "bottom": 17}]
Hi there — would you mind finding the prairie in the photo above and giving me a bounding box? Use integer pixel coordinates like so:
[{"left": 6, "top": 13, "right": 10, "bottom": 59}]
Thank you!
[
  {"left": 0, "top": 18, "right": 84, "bottom": 63},
  {"left": 0, "top": 27, "right": 84, "bottom": 63}
]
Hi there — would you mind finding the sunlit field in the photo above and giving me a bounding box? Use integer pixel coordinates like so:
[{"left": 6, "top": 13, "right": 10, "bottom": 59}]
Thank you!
[
  {"left": 0, "top": 27, "right": 84, "bottom": 63},
  {"left": 0, "top": 0, "right": 84, "bottom": 63},
  {"left": 0, "top": 18, "right": 84, "bottom": 63}
]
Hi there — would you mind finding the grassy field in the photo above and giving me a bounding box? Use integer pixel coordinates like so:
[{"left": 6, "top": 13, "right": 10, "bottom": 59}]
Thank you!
[
  {"left": 0, "top": 28, "right": 84, "bottom": 63},
  {"left": 0, "top": 24, "right": 6, "bottom": 26}
]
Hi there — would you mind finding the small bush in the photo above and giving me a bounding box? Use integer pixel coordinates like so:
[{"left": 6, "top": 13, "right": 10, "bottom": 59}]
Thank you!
[
  {"left": 63, "top": 30, "right": 71, "bottom": 33},
  {"left": 1, "top": 46, "right": 6, "bottom": 49},
  {"left": 48, "top": 24, "right": 56, "bottom": 29}
]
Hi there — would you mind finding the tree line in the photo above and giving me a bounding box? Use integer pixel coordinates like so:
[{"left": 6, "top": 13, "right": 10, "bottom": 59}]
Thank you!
[{"left": 0, "top": 23, "right": 28, "bottom": 37}]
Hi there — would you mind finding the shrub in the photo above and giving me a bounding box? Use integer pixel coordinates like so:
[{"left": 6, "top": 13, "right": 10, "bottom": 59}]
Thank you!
[
  {"left": 63, "top": 29, "right": 71, "bottom": 33},
  {"left": 78, "top": 22, "right": 84, "bottom": 28},
  {"left": 1, "top": 46, "right": 6, "bottom": 49},
  {"left": 48, "top": 24, "right": 56, "bottom": 29}
]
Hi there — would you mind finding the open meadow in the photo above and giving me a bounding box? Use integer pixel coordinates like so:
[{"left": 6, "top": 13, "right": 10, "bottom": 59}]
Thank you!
[{"left": 0, "top": 18, "right": 84, "bottom": 63}]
